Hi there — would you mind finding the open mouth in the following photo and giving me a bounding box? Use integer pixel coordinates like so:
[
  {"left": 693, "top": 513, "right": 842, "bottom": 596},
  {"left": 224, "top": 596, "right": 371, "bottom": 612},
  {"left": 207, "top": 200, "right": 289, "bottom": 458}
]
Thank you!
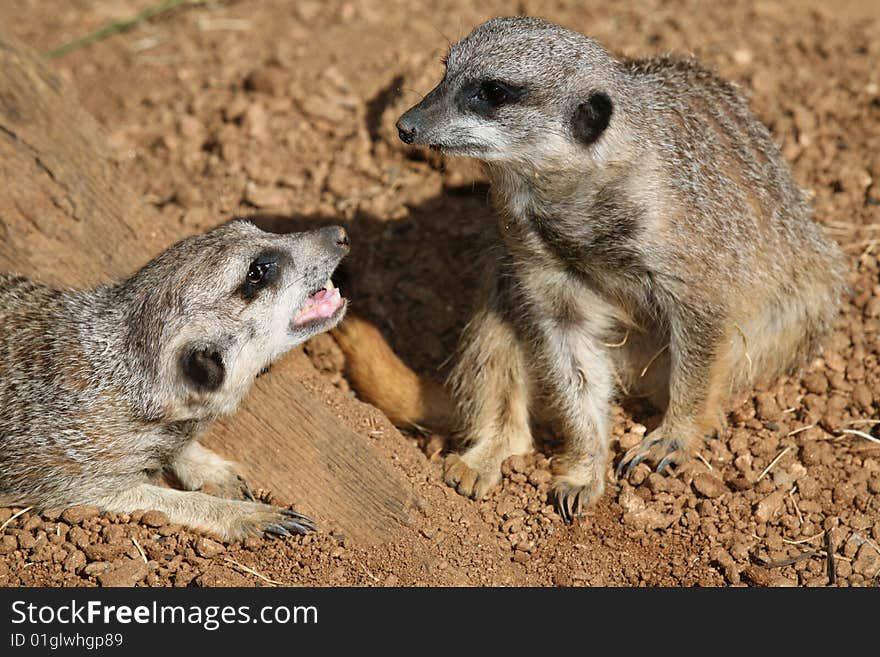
[{"left": 291, "top": 279, "right": 345, "bottom": 328}]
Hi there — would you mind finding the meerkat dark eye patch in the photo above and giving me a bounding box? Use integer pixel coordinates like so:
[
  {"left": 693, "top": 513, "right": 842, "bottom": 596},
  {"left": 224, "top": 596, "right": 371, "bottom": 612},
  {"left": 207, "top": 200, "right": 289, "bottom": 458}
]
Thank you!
[
  {"left": 240, "top": 250, "right": 281, "bottom": 300},
  {"left": 460, "top": 79, "right": 526, "bottom": 116},
  {"left": 181, "top": 347, "right": 225, "bottom": 391},
  {"left": 572, "top": 92, "right": 613, "bottom": 146}
]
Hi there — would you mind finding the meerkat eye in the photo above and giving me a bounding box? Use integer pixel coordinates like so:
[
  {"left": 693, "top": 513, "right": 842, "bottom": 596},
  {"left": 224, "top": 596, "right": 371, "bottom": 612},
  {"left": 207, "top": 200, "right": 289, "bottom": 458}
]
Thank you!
[
  {"left": 464, "top": 79, "right": 526, "bottom": 116},
  {"left": 241, "top": 253, "right": 279, "bottom": 299},
  {"left": 478, "top": 81, "right": 512, "bottom": 106},
  {"left": 247, "top": 262, "right": 270, "bottom": 285}
]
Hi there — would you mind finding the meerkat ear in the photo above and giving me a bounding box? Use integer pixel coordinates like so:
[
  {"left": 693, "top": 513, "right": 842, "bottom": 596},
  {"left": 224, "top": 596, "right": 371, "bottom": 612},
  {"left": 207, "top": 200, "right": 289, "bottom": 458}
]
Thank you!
[
  {"left": 181, "top": 346, "right": 225, "bottom": 391},
  {"left": 572, "top": 92, "right": 613, "bottom": 146}
]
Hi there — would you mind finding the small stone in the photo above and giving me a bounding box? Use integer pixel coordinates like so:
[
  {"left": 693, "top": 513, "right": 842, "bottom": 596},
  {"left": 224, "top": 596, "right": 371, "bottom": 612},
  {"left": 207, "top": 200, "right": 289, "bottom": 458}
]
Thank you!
[
  {"left": 140, "top": 511, "right": 169, "bottom": 528},
  {"left": 84, "top": 543, "right": 126, "bottom": 562},
  {"left": 692, "top": 473, "right": 726, "bottom": 499},
  {"left": 823, "top": 352, "right": 845, "bottom": 373},
  {"left": 243, "top": 182, "right": 289, "bottom": 209},
  {"left": 528, "top": 469, "right": 551, "bottom": 486},
  {"left": 195, "top": 537, "right": 225, "bottom": 559},
  {"left": 768, "top": 575, "right": 798, "bottom": 587},
  {"left": 507, "top": 455, "right": 527, "bottom": 474},
  {"left": 732, "top": 48, "right": 753, "bottom": 65},
  {"left": 755, "top": 393, "right": 781, "bottom": 422},
  {"left": 618, "top": 430, "right": 643, "bottom": 450},
  {"left": 83, "top": 562, "right": 112, "bottom": 577},
  {"left": 244, "top": 66, "right": 289, "bottom": 96},
  {"left": 852, "top": 544, "right": 880, "bottom": 577},
  {"left": 97, "top": 559, "right": 149, "bottom": 587},
  {"left": 63, "top": 549, "right": 87, "bottom": 573},
  {"left": 802, "top": 372, "right": 828, "bottom": 395},
  {"left": 852, "top": 383, "right": 874, "bottom": 410},
  {"left": 754, "top": 490, "right": 787, "bottom": 523},
  {"left": 60, "top": 506, "right": 100, "bottom": 525},
  {"left": 17, "top": 533, "right": 36, "bottom": 550},
  {"left": 0, "top": 535, "right": 17, "bottom": 555},
  {"left": 512, "top": 549, "right": 531, "bottom": 564}
]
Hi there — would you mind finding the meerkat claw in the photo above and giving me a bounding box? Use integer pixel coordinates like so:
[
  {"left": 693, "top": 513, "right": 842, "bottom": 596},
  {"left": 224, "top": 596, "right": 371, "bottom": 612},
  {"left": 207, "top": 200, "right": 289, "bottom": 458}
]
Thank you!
[
  {"left": 618, "top": 452, "right": 646, "bottom": 479},
  {"left": 264, "top": 523, "right": 292, "bottom": 538},
  {"left": 281, "top": 508, "right": 317, "bottom": 528},
  {"left": 281, "top": 509, "right": 318, "bottom": 534},
  {"left": 281, "top": 518, "right": 316, "bottom": 534},
  {"left": 656, "top": 455, "right": 675, "bottom": 474},
  {"left": 553, "top": 484, "right": 586, "bottom": 525},
  {"left": 238, "top": 476, "right": 256, "bottom": 502}
]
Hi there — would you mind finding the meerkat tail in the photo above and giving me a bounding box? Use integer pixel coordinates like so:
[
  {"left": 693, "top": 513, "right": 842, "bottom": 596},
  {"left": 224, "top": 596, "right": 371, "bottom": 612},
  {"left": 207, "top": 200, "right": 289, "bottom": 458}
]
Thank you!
[{"left": 332, "top": 315, "right": 453, "bottom": 433}]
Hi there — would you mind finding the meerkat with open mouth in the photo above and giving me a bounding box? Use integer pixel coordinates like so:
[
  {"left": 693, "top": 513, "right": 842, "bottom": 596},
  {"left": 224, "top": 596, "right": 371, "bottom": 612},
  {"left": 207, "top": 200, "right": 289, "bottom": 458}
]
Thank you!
[{"left": 0, "top": 220, "right": 349, "bottom": 541}]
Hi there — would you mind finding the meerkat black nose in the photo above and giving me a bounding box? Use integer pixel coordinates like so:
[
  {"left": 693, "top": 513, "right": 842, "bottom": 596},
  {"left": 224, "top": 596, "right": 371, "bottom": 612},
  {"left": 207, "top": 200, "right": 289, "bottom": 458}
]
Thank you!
[
  {"left": 396, "top": 118, "right": 416, "bottom": 144},
  {"left": 320, "top": 226, "right": 350, "bottom": 254}
]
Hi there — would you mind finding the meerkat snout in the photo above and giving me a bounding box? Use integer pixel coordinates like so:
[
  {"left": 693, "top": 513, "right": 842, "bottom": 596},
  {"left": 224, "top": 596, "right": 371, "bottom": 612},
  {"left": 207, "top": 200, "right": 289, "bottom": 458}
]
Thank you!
[
  {"left": 321, "top": 224, "right": 351, "bottom": 252},
  {"left": 397, "top": 118, "right": 417, "bottom": 144}
]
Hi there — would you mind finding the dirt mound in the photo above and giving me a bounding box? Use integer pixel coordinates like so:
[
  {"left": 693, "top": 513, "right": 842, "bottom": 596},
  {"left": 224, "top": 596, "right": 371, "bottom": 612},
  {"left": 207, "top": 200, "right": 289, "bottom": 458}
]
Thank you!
[{"left": 0, "top": 0, "right": 878, "bottom": 586}]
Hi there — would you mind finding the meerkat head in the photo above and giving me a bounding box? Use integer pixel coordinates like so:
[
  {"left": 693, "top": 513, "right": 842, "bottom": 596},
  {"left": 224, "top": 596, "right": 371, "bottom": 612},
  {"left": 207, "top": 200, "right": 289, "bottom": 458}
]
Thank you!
[
  {"left": 396, "top": 17, "right": 624, "bottom": 170},
  {"left": 119, "top": 220, "right": 349, "bottom": 419}
]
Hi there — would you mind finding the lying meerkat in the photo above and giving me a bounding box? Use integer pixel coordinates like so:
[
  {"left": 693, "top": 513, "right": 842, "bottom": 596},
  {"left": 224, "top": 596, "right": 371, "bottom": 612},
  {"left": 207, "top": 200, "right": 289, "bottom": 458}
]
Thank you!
[
  {"left": 0, "top": 220, "right": 349, "bottom": 541},
  {"left": 334, "top": 16, "right": 844, "bottom": 522}
]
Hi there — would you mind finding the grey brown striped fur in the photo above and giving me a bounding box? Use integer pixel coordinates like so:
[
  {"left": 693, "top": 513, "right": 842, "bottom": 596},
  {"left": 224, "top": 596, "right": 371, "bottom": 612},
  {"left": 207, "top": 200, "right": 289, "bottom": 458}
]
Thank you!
[
  {"left": 396, "top": 17, "right": 844, "bottom": 520},
  {"left": 0, "top": 220, "right": 349, "bottom": 540}
]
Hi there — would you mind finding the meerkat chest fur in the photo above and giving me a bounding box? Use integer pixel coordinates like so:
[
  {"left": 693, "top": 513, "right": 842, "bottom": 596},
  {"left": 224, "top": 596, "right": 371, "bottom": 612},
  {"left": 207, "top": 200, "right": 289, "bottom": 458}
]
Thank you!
[{"left": 489, "top": 161, "right": 652, "bottom": 329}]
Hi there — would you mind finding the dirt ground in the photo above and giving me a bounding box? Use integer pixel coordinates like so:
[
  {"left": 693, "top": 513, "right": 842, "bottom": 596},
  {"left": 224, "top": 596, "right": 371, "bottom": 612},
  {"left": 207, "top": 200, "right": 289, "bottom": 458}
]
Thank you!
[{"left": 1, "top": 0, "right": 879, "bottom": 587}]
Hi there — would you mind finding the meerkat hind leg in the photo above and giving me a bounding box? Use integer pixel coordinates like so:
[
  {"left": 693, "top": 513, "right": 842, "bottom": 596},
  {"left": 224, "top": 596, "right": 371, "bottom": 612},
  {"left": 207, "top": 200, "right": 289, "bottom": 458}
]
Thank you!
[
  {"left": 444, "top": 305, "right": 533, "bottom": 500},
  {"left": 618, "top": 325, "right": 731, "bottom": 477},
  {"left": 169, "top": 441, "right": 255, "bottom": 501}
]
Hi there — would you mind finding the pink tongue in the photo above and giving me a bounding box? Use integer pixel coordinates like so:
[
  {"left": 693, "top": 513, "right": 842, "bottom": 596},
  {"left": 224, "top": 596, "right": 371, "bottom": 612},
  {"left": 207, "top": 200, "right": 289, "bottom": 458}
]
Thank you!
[{"left": 292, "top": 287, "right": 343, "bottom": 326}]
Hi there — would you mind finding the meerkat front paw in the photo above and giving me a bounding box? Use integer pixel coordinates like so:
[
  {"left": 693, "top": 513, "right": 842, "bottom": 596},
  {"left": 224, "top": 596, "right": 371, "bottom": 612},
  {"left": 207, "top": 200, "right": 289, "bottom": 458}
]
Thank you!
[
  {"left": 617, "top": 414, "right": 727, "bottom": 478},
  {"left": 223, "top": 502, "right": 316, "bottom": 541},
  {"left": 201, "top": 472, "right": 256, "bottom": 502},
  {"left": 551, "top": 458, "right": 606, "bottom": 524},
  {"left": 443, "top": 452, "right": 502, "bottom": 500},
  {"left": 171, "top": 443, "right": 254, "bottom": 501},
  {"left": 617, "top": 424, "right": 693, "bottom": 477}
]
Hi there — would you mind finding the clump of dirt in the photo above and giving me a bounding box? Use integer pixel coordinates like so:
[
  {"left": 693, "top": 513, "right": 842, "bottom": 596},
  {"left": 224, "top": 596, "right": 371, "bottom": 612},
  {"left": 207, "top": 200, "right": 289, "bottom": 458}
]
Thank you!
[{"left": 1, "top": 0, "right": 878, "bottom": 586}]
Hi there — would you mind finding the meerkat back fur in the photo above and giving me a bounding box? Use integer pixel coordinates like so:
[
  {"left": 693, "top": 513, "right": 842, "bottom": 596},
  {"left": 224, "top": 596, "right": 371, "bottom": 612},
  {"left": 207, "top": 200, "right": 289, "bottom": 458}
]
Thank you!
[
  {"left": 337, "top": 16, "right": 844, "bottom": 522},
  {"left": 0, "top": 220, "right": 350, "bottom": 540}
]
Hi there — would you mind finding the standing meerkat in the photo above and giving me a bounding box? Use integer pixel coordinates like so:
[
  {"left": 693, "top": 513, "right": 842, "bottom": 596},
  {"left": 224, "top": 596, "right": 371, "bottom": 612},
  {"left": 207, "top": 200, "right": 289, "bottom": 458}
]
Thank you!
[
  {"left": 0, "top": 220, "right": 350, "bottom": 541},
  {"left": 334, "top": 16, "right": 844, "bottom": 522}
]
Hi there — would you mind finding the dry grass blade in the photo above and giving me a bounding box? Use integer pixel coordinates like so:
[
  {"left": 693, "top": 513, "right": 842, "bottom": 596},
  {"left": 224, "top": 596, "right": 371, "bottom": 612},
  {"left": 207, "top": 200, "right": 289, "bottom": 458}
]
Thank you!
[
  {"left": 639, "top": 344, "right": 669, "bottom": 378},
  {"left": 837, "top": 428, "right": 880, "bottom": 445},
  {"left": 44, "top": 0, "right": 189, "bottom": 59},
  {"left": 223, "top": 557, "right": 283, "bottom": 586},
  {"left": 786, "top": 424, "right": 814, "bottom": 437},
  {"left": 0, "top": 507, "right": 33, "bottom": 534},
  {"left": 757, "top": 445, "right": 792, "bottom": 482},
  {"left": 602, "top": 331, "right": 629, "bottom": 348},
  {"left": 783, "top": 530, "right": 825, "bottom": 545},
  {"left": 131, "top": 537, "right": 148, "bottom": 564}
]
